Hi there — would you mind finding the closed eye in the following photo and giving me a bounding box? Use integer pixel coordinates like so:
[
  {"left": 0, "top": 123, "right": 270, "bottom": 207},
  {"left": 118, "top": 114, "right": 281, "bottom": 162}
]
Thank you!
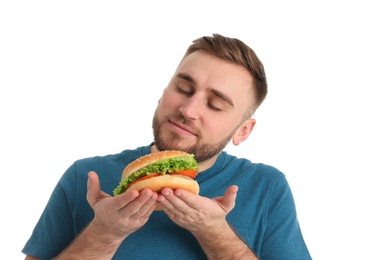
[
  {"left": 177, "top": 85, "right": 193, "bottom": 96},
  {"left": 207, "top": 98, "right": 225, "bottom": 112},
  {"left": 208, "top": 102, "right": 223, "bottom": 112}
]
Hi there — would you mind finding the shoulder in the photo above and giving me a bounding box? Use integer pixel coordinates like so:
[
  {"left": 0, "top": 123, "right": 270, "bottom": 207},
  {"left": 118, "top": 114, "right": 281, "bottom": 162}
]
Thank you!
[
  {"left": 59, "top": 146, "right": 150, "bottom": 192},
  {"left": 71, "top": 146, "right": 149, "bottom": 173},
  {"left": 201, "top": 152, "right": 288, "bottom": 196},
  {"left": 222, "top": 152, "right": 285, "bottom": 179}
]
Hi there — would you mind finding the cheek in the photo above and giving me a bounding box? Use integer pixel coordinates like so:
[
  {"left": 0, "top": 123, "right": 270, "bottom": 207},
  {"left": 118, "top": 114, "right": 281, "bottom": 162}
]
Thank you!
[
  {"left": 207, "top": 116, "right": 241, "bottom": 137},
  {"left": 159, "top": 93, "right": 180, "bottom": 110},
  {"left": 203, "top": 118, "right": 230, "bottom": 137}
]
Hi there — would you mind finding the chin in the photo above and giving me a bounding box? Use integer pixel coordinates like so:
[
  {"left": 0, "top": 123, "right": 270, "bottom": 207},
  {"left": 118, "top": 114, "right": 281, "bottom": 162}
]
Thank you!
[
  {"left": 155, "top": 130, "right": 197, "bottom": 149},
  {"left": 156, "top": 141, "right": 195, "bottom": 153}
]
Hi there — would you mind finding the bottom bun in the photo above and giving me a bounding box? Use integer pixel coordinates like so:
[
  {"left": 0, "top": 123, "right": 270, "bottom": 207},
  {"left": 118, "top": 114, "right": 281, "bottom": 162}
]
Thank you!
[
  {"left": 127, "top": 174, "right": 200, "bottom": 211},
  {"left": 127, "top": 174, "right": 200, "bottom": 194}
]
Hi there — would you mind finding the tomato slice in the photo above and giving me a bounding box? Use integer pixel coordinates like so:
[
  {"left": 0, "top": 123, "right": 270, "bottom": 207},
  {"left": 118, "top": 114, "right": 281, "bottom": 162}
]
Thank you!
[
  {"left": 127, "top": 170, "right": 198, "bottom": 189},
  {"left": 136, "top": 172, "right": 161, "bottom": 182},
  {"left": 128, "top": 173, "right": 161, "bottom": 188},
  {"left": 174, "top": 169, "right": 198, "bottom": 179}
]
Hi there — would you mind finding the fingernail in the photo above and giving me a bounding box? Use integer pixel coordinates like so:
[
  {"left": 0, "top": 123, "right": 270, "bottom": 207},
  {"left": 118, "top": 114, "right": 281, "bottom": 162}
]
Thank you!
[{"left": 162, "top": 190, "right": 170, "bottom": 196}]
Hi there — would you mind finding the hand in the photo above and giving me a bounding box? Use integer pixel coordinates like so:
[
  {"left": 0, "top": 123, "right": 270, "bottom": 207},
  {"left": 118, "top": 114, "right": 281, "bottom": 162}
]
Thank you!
[
  {"left": 157, "top": 186, "right": 257, "bottom": 260},
  {"left": 156, "top": 185, "right": 238, "bottom": 234},
  {"left": 86, "top": 171, "right": 158, "bottom": 240}
]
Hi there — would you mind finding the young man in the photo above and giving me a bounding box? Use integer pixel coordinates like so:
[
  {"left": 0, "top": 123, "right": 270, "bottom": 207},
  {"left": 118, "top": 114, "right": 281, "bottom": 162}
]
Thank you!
[{"left": 23, "top": 34, "right": 311, "bottom": 259}]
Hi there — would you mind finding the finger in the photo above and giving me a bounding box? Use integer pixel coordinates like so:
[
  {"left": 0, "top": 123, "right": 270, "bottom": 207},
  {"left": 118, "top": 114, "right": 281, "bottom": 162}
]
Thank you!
[
  {"left": 114, "top": 189, "right": 140, "bottom": 211},
  {"left": 125, "top": 189, "right": 157, "bottom": 214},
  {"left": 220, "top": 185, "right": 238, "bottom": 212},
  {"left": 137, "top": 190, "right": 158, "bottom": 215},
  {"left": 159, "top": 188, "right": 194, "bottom": 211},
  {"left": 86, "top": 171, "right": 101, "bottom": 206},
  {"left": 157, "top": 188, "right": 175, "bottom": 210}
]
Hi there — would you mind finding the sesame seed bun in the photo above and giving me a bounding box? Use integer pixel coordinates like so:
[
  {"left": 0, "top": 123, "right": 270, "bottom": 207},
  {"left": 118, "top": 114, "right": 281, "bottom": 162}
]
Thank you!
[
  {"left": 122, "top": 150, "right": 190, "bottom": 180},
  {"left": 121, "top": 150, "right": 199, "bottom": 192}
]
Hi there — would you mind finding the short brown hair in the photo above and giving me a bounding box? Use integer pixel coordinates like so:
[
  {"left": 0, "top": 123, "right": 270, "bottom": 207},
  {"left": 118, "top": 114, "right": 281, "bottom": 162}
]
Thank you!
[{"left": 185, "top": 33, "right": 268, "bottom": 115}]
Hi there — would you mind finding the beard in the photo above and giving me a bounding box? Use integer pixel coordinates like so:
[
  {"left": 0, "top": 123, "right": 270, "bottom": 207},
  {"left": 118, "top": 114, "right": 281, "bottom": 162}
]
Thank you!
[{"left": 152, "top": 112, "right": 235, "bottom": 163}]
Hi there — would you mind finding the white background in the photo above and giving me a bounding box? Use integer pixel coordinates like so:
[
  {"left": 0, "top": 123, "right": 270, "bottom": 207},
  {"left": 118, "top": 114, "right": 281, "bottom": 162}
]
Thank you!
[{"left": 1, "top": 1, "right": 389, "bottom": 259}]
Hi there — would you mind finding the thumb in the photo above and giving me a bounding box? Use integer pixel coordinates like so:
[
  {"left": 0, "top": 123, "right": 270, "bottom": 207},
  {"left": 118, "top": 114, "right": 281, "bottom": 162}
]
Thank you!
[
  {"left": 86, "top": 171, "right": 101, "bottom": 206},
  {"left": 220, "top": 185, "right": 238, "bottom": 213}
]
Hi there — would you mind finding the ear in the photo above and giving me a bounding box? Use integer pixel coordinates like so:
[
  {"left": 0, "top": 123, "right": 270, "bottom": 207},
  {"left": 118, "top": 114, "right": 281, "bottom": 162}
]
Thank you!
[{"left": 232, "top": 118, "right": 256, "bottom": 146}]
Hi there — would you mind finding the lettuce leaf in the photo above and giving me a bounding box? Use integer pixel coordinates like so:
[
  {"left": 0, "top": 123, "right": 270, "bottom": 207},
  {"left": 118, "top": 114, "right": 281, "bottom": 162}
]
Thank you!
[{"left": 113, "top": 155, "right": 198, "bottom": 195}]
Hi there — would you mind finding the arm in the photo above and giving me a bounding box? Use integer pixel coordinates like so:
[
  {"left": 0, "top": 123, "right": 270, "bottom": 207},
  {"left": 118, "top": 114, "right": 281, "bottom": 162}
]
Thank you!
[
  {"left": 192, "top": 221, "right": 258, "bottom": 260},
  {"left": 30, "top": 171, "right": 158, "bottom": 259},
  {"left": 54, "top": 221, "right": 124, "bottom": 259},
  {"left": 25, "top": 222, "right": 124, "bottom": 260},
  {"left": 157, "top": 185, "right": 258, "bottom": 260}
]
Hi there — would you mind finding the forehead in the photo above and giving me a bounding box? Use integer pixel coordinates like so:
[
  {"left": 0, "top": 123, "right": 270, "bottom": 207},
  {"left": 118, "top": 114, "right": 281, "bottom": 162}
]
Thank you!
[{"left": 175, "top": 51, "right": 254, "bottom": 103}]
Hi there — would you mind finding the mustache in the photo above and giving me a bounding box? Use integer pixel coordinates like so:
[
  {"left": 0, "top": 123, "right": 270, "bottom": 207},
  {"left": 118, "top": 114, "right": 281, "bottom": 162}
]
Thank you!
[{"left": 168, "top": 114, "right": 199, "bottom": 135}]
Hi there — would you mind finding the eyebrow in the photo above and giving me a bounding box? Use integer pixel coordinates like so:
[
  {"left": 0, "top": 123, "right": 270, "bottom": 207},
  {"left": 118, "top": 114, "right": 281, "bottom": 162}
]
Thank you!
[
  {"left": 177, "top": 73, "right": 196, "bottom": 85},
  {"left": 176, "top": 73, "right": 234, "bottom": 108}
]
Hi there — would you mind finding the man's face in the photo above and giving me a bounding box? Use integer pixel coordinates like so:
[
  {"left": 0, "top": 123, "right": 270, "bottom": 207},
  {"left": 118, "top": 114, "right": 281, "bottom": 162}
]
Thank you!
[{"left": 153, "top": 51, "right": 254, "bottom": 162}]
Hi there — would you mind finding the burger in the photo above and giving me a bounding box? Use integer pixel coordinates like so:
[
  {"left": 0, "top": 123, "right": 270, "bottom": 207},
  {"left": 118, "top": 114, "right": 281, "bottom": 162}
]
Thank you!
[{"left": 113, "top": 150, "right": 199, "bottom": 196}]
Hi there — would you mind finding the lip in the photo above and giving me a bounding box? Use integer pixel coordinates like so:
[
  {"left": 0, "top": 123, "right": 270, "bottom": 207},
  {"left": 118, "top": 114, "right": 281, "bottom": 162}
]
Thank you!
[{"left": 168, "top": 120, "right": 197, "bottom": 136}]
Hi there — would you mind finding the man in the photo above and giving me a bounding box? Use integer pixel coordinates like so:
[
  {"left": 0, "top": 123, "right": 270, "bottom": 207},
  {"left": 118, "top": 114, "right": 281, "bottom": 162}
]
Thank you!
[{"left": 23, "top": 33, "right": 311, "bottom": 259}]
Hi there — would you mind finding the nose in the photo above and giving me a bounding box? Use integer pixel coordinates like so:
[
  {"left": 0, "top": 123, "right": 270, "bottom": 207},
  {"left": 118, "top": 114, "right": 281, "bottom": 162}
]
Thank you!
[{"left": 178, "top": 95, "right": 202, "bottom": 120}]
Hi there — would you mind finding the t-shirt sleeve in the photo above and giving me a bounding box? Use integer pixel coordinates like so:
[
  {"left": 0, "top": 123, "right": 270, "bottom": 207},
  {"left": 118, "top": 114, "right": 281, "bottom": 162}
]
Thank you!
[
  {"left": 260, "top": 175, "right": 311, "bottom": 259},
  {"left": 21, "top": 163, "right": 80, "bottom": 259}
]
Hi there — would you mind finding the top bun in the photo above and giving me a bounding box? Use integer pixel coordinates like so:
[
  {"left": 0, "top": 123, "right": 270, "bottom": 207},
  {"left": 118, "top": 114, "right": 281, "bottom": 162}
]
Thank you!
[{"left": 122, "top": 150, "right": 190, "bottom": 179}]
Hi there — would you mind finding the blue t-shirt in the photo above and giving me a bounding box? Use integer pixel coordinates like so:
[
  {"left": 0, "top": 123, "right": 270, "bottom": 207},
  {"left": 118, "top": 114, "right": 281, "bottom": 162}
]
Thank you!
[{"left": 22, "top": 144, "right": 311, "bottom": 259}]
